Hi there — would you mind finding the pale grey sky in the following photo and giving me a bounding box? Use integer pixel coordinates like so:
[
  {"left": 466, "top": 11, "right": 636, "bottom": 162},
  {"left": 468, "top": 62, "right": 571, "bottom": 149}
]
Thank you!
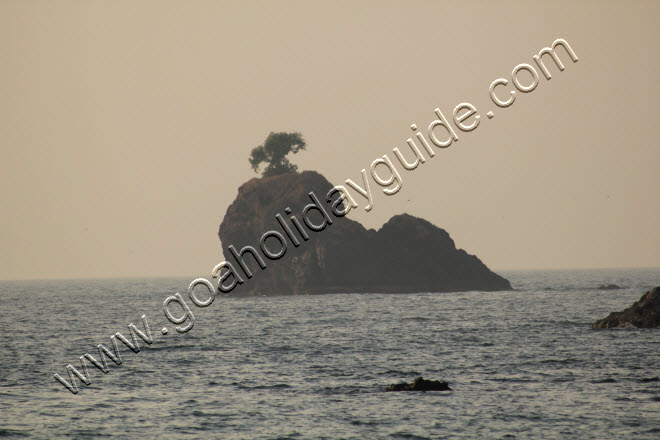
[{"left": 1, "top": 0, "right": 659, "bottom": 280}]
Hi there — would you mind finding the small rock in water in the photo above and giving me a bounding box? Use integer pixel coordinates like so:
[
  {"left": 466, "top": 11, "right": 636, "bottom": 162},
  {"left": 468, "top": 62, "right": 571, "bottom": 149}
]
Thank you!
[
  {"left": 386, "top": 377, "right": 451, "bottom": 392},
  {"left": 592, "top": 286, "right": 660, "bottom": 329},
  {"left": 597, "top": 284, "right": 622, "bottom": 290}
]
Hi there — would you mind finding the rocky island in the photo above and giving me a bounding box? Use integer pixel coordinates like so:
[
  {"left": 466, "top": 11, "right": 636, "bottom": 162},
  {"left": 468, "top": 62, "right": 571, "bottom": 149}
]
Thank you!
[{"left": 217, "top": 170, "right": 511, "bottom": 296}]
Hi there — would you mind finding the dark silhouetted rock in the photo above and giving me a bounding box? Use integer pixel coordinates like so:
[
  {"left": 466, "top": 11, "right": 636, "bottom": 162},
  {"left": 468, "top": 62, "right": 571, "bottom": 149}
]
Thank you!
[
  {"left": 592, "top": 287, "right": 660, "bottom": 329},
  {"left": 597, "top": 284, "right": 622, "bottom": 290},
  {"left": 217, "top": 171, "right": 512, "bottom": 295},
  {"left": 386, "top": 377, "right": 451, "bottom": 392}
]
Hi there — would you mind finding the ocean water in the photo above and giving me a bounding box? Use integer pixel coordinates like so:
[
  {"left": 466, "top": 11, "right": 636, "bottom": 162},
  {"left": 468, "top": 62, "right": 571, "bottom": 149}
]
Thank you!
[{"left": 0, "top": 268, "right": 658, "bottom": 439}]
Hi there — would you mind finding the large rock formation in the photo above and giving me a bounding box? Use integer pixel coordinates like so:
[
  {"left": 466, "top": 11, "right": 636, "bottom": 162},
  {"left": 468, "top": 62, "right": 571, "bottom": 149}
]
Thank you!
[
  {"left": 592, "top": 287, "right": 660, "bottom": 329},
  {"left": 217, "top": 170, "right": 511, "bottom": 295}
]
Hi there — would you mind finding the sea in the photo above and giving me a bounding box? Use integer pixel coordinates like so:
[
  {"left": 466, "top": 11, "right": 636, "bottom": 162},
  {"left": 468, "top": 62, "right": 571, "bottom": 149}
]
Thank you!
[{"left": 0, "top": 268, "right": 658, "bottom": 439}]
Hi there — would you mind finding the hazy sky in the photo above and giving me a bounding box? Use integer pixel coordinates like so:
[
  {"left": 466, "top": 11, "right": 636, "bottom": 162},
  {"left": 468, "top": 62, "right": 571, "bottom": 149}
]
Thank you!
[{"left": 2, "top": 0, "right": 659, "bottom": 280}]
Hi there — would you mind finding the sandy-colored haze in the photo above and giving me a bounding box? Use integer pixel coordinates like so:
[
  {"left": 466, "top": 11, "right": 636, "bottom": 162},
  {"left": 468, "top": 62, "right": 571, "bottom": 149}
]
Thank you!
[{"left": 1, "top": 0, "right": 659, "bottom": 280}]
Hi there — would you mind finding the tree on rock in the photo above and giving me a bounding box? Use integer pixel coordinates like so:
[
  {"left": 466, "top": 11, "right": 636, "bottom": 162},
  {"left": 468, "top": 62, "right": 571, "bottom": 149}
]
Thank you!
[{"left": 248, "top": 131, "right": 306, "bottom": 177}]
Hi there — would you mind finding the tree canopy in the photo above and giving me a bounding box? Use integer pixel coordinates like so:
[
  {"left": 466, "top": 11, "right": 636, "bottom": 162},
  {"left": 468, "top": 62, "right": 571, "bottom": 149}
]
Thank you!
[{"left": 248, "top": 131, "right": 306, "bottom": 178}]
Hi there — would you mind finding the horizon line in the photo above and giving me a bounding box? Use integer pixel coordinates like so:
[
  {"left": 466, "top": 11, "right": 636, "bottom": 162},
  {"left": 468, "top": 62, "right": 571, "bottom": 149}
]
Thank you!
[{"left": 1, "top": 265, "right": 660, "bottom": 283}]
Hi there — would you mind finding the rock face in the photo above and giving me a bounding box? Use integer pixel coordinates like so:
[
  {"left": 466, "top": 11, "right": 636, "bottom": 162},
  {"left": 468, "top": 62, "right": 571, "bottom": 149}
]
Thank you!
[
  {"left": 386, "top": 377, "right": 451, "bottom": 392},
  {"left": 592, "top": 287, "right": 660, "bottom": 329},
  {"left": 218, "top": 170, "right": 512, "bottom": 295}
]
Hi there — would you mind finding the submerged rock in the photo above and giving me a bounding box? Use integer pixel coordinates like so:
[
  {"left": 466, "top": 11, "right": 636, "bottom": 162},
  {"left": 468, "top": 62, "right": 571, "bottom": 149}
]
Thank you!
[
  {"left": 592, "top": 287, "right": 660, "bottom": 329},
  {"left": 597, "top": 284, "right": 622, "bottom": 290},
  {"left": 217, "top": 170, "right": 512, "bottom": 296},
  {"left": 386, "top": 377, "right": 451, "bottom": 392}
]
